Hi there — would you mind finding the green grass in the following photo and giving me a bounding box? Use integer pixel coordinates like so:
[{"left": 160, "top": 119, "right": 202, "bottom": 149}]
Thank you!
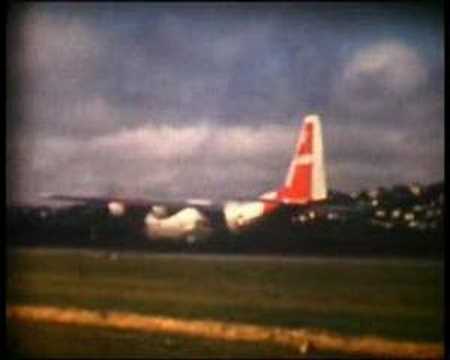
[
  {"left": 8, "top": 319, "right": 319, "bottom": 358},
  {"left": 7, "top": 249, "right": 443, "bottom": 346}
]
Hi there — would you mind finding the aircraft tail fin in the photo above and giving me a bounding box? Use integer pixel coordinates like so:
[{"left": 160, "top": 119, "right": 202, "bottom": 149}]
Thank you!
[{"left": 276, "top": 114, "right": 327, "bottom": 204}]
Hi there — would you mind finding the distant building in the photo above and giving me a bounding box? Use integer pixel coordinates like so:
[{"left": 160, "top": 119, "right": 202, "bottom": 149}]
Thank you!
[
  {"left": 370, "top": 219, "right": 393, "bottom": 229},
  {"left": 368, "top": 189, "right": 379, "bottom": 199},
  {"left": 409, "top": 184, "right": 422, "bottom": 196},
  {"left": 426, "top": 209, "right": 435, "bottom": 219},
  {"left": 408, "top": 221, "right": 418, "bottom": 228},
  {"left": 293, "top": 214, "right": 308, "bottom": 224},
  {"left": 417, "top": 222, "right": 428, "bottom": 231},
  {"left": 391, "top": 209, "right": 402, "bottom": 219},
  {"left": 404, "top": 213, "right": 414, "bottom": 221},
  {"left": 327, "top": 212, "right": 339, "bottom": 221}
]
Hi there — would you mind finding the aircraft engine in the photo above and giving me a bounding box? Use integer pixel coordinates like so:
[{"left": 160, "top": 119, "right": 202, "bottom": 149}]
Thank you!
[
  {"left": 151, "top": 205, "right": 168, "bottom": 218},
  {"left": 107, "top": 201, "right": 126, "bottom": 216},
  {"left": 144, "top": 207, "right": 212, "bottom": 241},
  {"left": 223, "top": 201, "right": 265, "bottom": 232}
]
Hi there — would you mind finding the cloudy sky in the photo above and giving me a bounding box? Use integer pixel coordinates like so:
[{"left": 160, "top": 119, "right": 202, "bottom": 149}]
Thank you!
[{"left": 7, "top": 2, "right": 444, "bottom": 204}]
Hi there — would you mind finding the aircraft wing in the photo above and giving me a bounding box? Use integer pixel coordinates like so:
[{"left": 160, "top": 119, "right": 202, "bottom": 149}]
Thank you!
[
  {"left": 42, "top": 194, "right": 226, "bottom": 211},
  {"left": 43, "top": 193, "right": 307, "bottom": 208},
  {"left": 44, "top": 193, "right": 284, "bottom": 210}
]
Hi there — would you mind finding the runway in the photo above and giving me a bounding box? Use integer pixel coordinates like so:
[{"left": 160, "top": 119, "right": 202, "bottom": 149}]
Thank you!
[{"left": 8, "top": 246, "right": 443, "bottom": 267}]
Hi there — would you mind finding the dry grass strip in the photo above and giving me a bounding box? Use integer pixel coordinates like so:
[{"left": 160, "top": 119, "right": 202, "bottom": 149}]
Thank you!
[{"left": 7, "top": 304, "right": 443, "bottom": 359}]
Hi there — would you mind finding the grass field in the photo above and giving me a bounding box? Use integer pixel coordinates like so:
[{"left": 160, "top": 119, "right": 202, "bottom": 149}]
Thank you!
[
  {"left": 9, "top": 319, "right": 318, "bottom": 359},
  {"left": 6, "top": 248, "right": 444, "bottom": 357}
]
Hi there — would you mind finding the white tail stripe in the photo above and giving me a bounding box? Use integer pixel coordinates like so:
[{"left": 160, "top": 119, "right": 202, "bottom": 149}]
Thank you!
[
  {"left": 292, "top": 155, "right": 313, "bottom": 166},
  {"left": 285, "top": 123, "right": 307, "bottom": 187},
  {"left": 310, "top": 115, "right": 327, "bottom": 200},
  {"left": 285, "top": 164, "right": 295, "bottom": 187}
]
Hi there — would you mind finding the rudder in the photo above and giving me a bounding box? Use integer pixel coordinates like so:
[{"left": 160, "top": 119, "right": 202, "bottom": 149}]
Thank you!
[{"left": 277, "top": 114, "right": 327, "bottom": 204}]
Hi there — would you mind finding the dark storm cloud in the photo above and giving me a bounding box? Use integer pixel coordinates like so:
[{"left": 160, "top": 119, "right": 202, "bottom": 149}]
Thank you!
[
  {"left": 324, "top": 38, "right": 444, "bottom": 190},
  {"left": 7, "top": 2, "right": 444, "bottom": 204}
]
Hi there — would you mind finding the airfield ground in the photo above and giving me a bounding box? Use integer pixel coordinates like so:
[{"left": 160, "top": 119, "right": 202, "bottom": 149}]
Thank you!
[
  {"left": 8, "top": 318, "right": 315, "bottom": 359},
  {"left": 6, "top": 248, "right": 444, "bottom": 358}
]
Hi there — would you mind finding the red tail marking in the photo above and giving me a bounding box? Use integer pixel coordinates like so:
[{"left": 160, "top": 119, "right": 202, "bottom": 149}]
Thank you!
[
  {"left": 290, "top": 163, "right": 312, "bottom": 199},
  {"left": 262, "top": 201, "right": 279, "bottom": 215},
  {"left": 278, "top": 163, "right": 312, "bottom": 202}
]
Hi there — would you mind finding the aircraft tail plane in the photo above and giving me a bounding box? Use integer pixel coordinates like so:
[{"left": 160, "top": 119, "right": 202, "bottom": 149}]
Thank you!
[{"left": 275, "top": 114, "right": 327, "bottom": 204}]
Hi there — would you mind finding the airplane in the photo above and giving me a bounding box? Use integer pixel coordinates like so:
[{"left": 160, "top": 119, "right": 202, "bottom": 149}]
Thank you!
[{"left": 45, "top": 114, "right": 328, "bottom": 242}]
